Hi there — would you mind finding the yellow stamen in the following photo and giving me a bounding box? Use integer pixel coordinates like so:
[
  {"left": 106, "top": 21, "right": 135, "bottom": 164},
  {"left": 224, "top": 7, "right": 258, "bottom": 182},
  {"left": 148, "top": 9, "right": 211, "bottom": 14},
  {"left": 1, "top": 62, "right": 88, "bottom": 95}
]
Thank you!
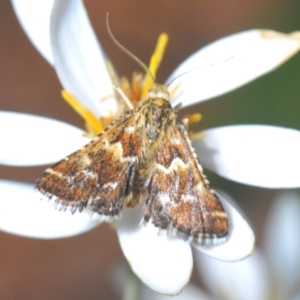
[
  {"left": 141, "top": 33, "right": 169, "bottom": 99},
  {"left": 61, "top": 90, "right": 103, "bottom": 135},
  {"left": 189, "top": 131, "right": 206, "bottom": 141},
  {"left": 120, "top": 76, "right": 131, "bottom": 98},
  {"left": 188, "top": 113, "right": 202, "bottom": 124}
]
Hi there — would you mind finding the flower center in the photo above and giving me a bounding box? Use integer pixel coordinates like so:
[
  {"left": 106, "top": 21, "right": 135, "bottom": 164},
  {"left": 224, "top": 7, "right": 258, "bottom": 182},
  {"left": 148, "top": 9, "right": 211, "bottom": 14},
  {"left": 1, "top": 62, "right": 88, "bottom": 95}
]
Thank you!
[
  {"left": 61, "top": 33, "right": 169, "bottom": 138},
  {"left": 61, "top": 33, "right": 202, "bottom": 139}
]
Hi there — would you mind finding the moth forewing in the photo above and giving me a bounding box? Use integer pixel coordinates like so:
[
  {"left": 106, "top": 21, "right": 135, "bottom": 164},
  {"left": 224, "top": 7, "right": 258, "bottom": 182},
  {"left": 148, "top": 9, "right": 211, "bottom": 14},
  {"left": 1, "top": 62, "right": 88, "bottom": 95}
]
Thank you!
[
  {"left": 142, "top": 108, "right": 229, "bottom": 246},
  {"left": 36, "top": 83, "right": 229, "bottom": 245},
  {"left": 36, "top": 108, "right": 141, "bottom": 221}
]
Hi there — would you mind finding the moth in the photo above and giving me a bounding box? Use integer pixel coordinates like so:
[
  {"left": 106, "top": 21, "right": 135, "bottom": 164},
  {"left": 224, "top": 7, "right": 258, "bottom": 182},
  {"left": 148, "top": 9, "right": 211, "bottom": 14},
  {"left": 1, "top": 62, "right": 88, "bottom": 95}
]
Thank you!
[{"left": 36, "top": 82, "right": 229, "bottom": 245}]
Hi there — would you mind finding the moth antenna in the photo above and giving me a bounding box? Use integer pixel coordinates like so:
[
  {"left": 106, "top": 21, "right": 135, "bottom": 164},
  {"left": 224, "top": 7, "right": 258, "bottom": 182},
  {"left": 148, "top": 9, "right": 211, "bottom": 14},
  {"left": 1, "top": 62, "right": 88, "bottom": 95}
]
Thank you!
[
  {"left": 106, "top": 12, "right": 156, "bottom": 83},
  {"left": 166, "top": 55, "right": 234, "bottom": 87}
]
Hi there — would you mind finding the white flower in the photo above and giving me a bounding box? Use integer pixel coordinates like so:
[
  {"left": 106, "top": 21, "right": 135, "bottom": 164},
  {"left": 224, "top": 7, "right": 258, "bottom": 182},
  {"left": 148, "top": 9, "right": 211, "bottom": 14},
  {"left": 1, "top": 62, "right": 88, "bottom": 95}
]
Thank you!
[
  {"left": 1, "top": 0, "right": 300, "bottom": 295},
  {"left": 142, "top": 283, "right": 212, "bottom": 300},
  {"left": 195, "top": 191, "right": 300, "bottom": 300},
  {"left": 111, "top": 263, "right": 212, "bottom": 300}
]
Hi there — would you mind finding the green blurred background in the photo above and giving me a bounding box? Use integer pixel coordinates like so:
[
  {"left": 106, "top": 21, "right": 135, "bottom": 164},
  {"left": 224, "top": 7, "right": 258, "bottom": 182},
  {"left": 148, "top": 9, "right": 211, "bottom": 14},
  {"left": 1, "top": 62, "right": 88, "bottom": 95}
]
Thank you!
[{"left": 0, "top": 0, "right": 300, "bottom": 299}]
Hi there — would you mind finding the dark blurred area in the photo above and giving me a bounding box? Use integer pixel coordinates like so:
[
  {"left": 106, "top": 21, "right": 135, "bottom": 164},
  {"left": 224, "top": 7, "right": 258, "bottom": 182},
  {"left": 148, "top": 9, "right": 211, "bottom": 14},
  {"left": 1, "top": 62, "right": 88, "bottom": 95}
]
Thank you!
[{"left": 0, "top": 0, "right": 300, "bottom": 299}]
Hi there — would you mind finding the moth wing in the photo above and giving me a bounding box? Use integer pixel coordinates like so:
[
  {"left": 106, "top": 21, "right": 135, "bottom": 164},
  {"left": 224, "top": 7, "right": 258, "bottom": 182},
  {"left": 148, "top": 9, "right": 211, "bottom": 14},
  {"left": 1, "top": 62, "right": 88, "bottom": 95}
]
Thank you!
[
  {"left": 36, "top": 111, "right": 142, "bottom": 221},
  {"left": 144, "top": 124, "right": 228, "bottom": 245}
]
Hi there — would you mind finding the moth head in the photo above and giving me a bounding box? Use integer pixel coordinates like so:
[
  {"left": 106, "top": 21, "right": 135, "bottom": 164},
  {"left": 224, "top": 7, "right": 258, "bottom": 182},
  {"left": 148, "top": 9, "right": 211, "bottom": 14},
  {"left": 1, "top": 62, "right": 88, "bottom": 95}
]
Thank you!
[{"left": 146, "top": 83, "right": 170, "bottom": 102}]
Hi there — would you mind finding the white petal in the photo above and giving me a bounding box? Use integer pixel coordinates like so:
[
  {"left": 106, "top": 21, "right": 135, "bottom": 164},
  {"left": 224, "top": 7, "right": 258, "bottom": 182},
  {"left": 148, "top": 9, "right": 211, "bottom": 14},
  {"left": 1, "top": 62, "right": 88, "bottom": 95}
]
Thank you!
[
  {"left": 263, "top": 192, "right": 300, "bottom": 297},
  {"left": 116, "top": 205, "right": 193, "bottom": 295},
  {"left": 167, "top": 30, "right": 300, "bottom": 107},
  {"left": 195, "top": 250, "right": 270, "bottom": 300},
  {"left": 0, "top": 111, "right": 89, "bottom": 166},
  {"left": 194, "top": 192, "right": 255, "bottom": 261},
  {"left": 142, "top": 283, "right": 212, "bottom": 300},
  {"left": 194, "top": 125, "right": 300, "bottom": 188},
  {"left": 50, "top": 0, "right": 117, "bottom": 118},
  {"left": 11, "top": 0, "right": 54, "bottom": 64},
  {"left": 0, "top": 180, "right": 99, "bottom": 238},
  {"left": 292, "top": 293, "right": 300, "bottom": 300}
]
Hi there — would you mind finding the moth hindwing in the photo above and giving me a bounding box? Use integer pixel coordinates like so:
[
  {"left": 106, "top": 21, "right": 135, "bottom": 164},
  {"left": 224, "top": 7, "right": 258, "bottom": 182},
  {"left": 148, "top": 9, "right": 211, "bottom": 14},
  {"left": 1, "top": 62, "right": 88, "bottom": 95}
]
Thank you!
[{"left": 36, "top": 83, "right": 229, "bottom": 245}]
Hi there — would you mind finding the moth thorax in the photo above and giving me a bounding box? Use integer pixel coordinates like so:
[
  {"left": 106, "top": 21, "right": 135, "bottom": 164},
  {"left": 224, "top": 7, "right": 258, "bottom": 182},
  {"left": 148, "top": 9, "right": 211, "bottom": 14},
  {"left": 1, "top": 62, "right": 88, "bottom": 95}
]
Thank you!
[{"left": 146, "top": 83, "right": 170, "bottom": 101}]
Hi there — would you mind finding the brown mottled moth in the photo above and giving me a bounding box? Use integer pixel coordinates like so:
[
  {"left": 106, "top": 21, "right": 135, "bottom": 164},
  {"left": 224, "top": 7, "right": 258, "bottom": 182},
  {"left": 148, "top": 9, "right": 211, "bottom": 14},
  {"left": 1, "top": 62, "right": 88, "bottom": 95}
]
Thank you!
[{"left": 36, "top": 19, "right": 229, "bottom": 246}]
